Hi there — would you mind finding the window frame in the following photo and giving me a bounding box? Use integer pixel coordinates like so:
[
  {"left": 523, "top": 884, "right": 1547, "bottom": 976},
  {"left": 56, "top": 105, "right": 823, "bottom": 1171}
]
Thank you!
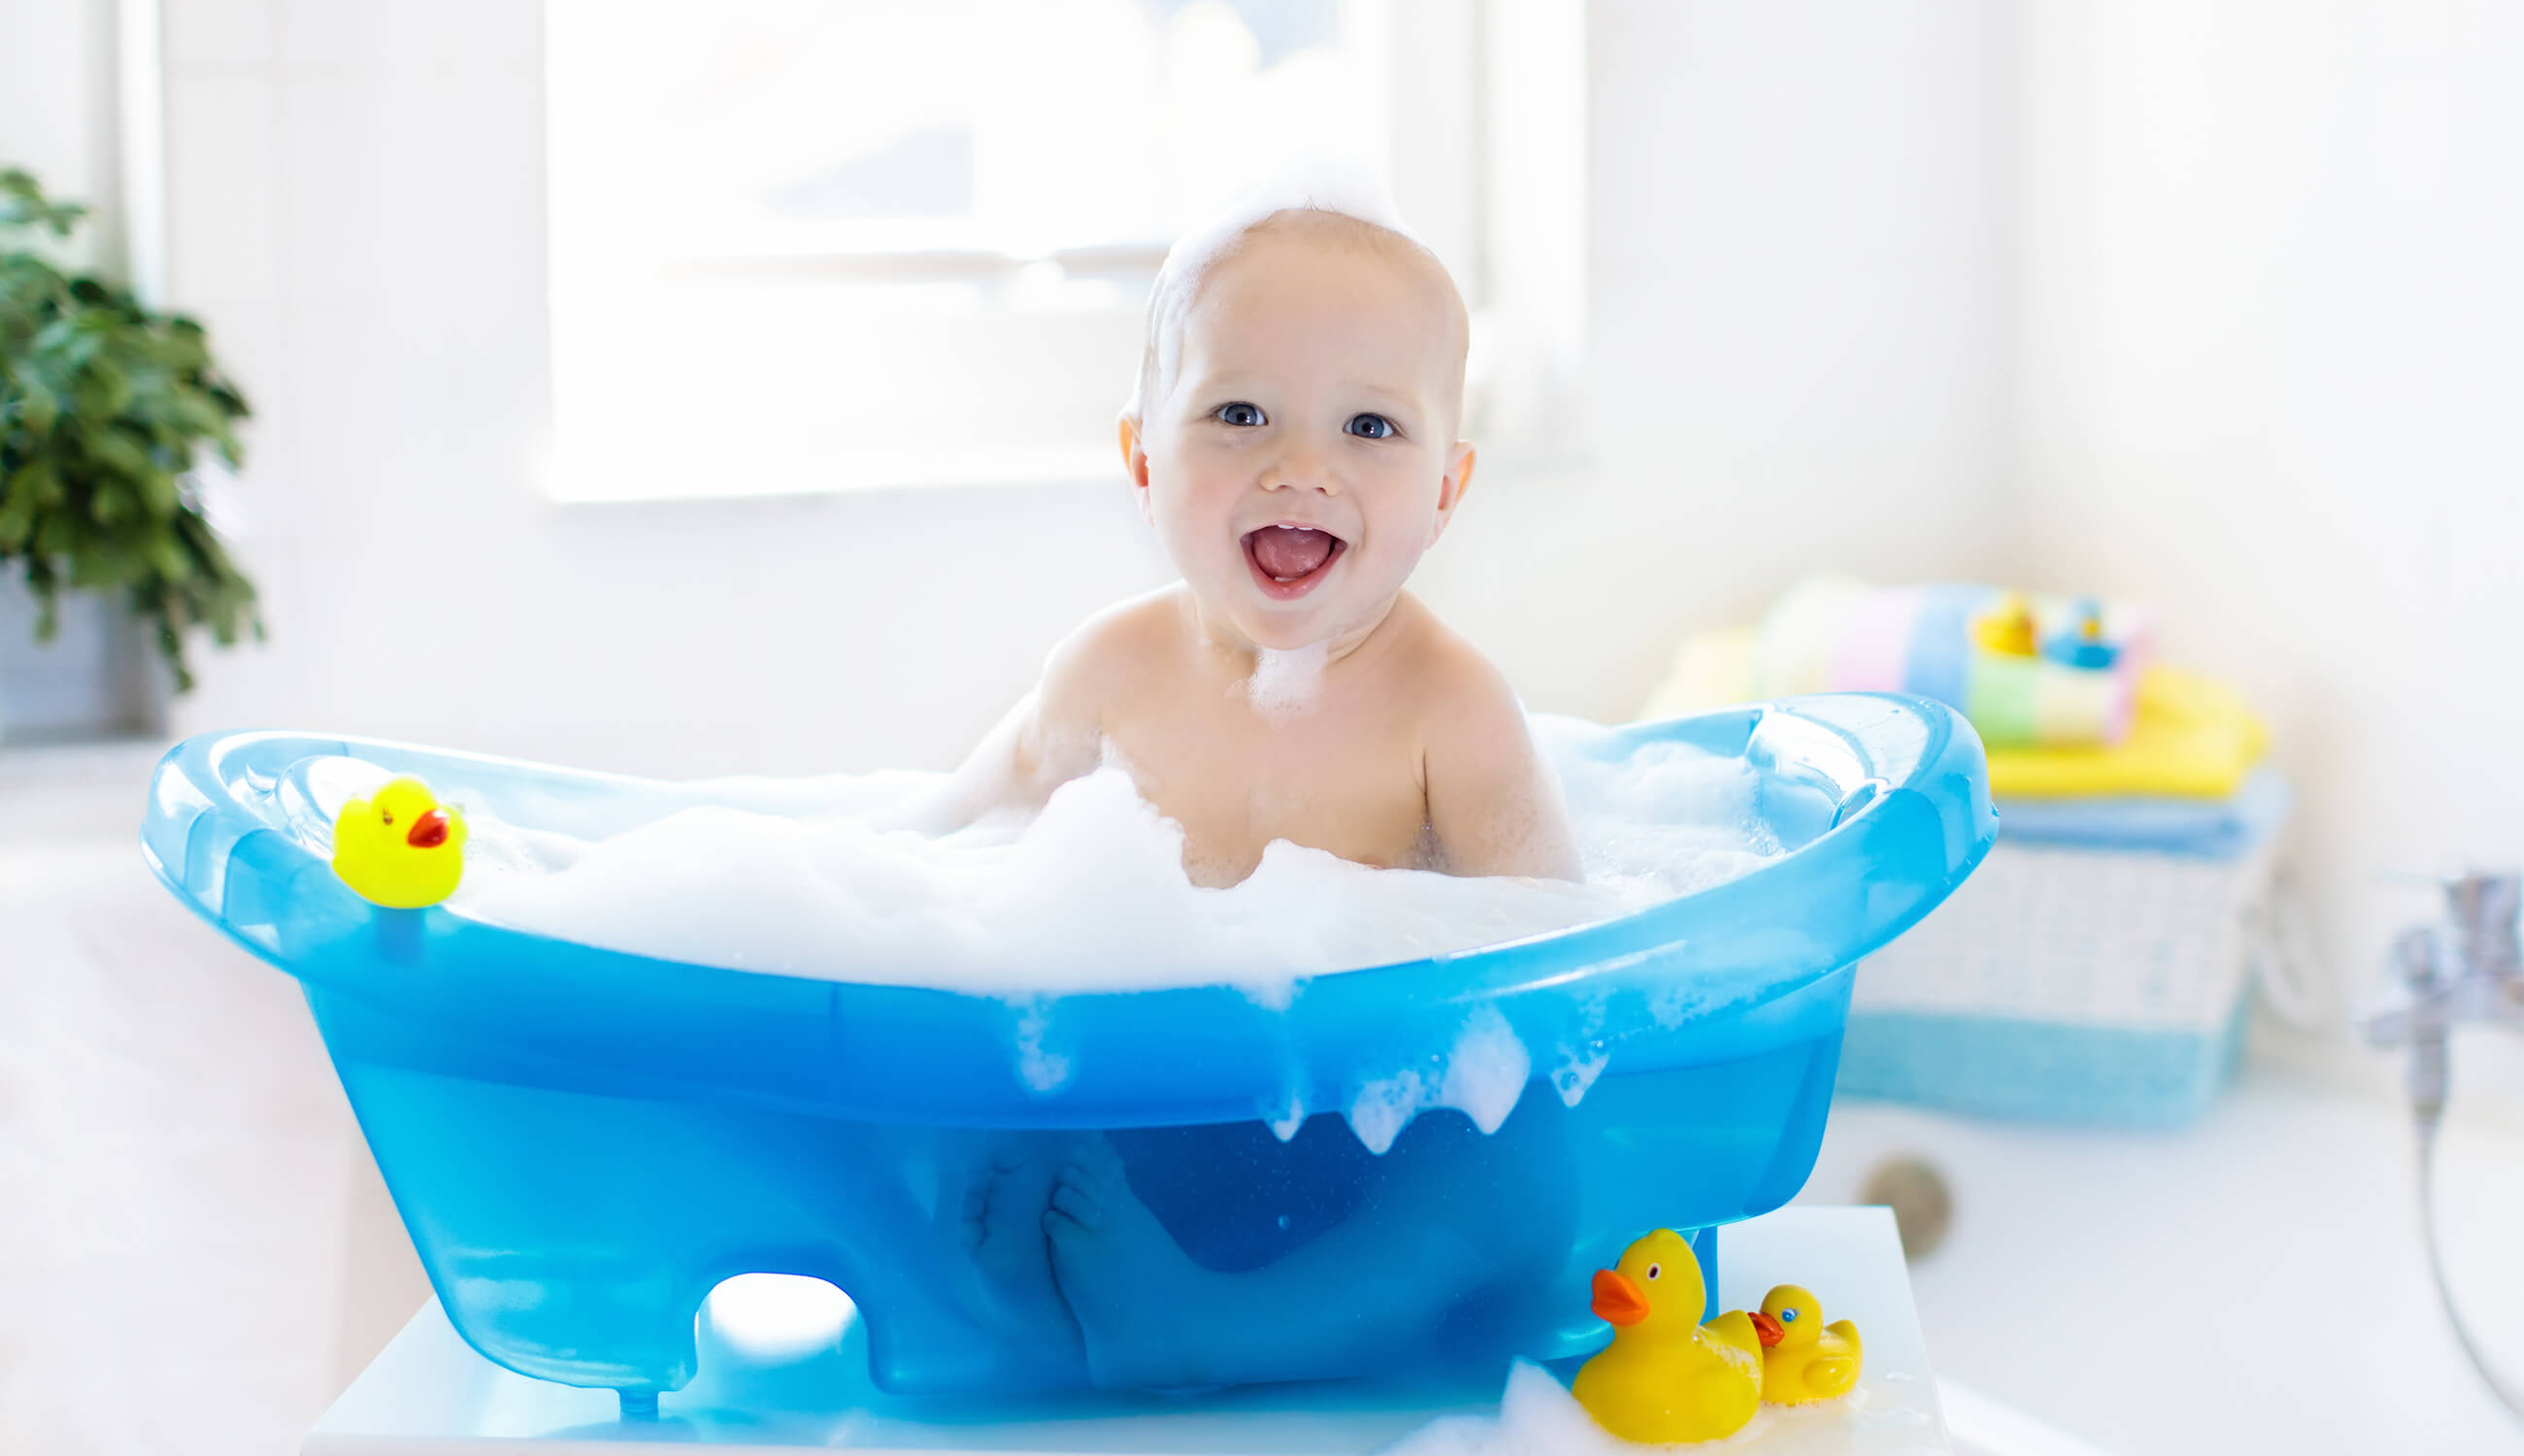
[{"left": 540, "top": 0, "right": 1580, "bottom": 506}]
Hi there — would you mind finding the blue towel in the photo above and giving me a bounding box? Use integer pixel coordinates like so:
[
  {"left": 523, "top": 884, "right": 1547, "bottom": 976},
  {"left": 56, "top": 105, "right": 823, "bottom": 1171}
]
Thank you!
[{"left": 1994, "top": 768, "right": 2287, "bottom": 859}]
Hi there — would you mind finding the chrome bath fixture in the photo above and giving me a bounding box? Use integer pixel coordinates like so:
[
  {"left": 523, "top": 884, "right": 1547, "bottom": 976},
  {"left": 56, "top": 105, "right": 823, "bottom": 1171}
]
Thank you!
[{"left": 2362, "top": 871, "right": 2524, "bottom": 1423}]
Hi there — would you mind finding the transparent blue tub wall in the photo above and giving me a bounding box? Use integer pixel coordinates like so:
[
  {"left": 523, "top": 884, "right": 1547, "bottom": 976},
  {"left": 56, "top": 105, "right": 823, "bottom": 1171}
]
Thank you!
[{"left": 142, "top": 694, "right": 1994, "bottom": 1404}]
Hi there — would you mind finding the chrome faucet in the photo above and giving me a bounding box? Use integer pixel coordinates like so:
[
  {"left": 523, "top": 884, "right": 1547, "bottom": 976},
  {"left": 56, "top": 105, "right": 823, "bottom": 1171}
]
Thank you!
[
  {"left": 2361, "top": 869, "right": 2524, "bottom": 1424},
  {"left": 2363, "top": 871, "right": 2524, "bottom": 1104}
]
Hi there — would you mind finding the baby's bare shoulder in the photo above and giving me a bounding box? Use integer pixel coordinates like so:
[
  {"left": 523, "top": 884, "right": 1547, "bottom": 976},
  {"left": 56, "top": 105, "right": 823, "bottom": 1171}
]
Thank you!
[
  {"left": 1382, "top": 596, "right": 1522, "bottom": 723},
  {"left": 1039, "top": 586, "right": 1186, "bottom": 711}
]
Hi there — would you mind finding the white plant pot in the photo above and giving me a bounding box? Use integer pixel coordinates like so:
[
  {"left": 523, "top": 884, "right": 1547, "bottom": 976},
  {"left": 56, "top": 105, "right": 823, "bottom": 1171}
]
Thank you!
[{"left": 0, "top": 567, "right": 167, "bottom": 745}]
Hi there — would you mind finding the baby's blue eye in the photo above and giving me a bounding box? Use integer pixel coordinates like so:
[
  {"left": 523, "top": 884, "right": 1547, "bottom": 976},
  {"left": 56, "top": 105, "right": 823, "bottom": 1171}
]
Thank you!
[
  {"left": 1214, "top": 402, "right": 1265, "bottom": 427},
  {"left": 1346, "top": 413, "right": 1395, "bottom": 440}
]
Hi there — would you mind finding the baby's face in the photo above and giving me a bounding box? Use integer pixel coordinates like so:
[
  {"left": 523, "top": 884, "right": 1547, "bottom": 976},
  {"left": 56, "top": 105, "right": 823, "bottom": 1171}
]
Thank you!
[{"left": 1129, "top": 227, "right": 1471, "bottom": 653}]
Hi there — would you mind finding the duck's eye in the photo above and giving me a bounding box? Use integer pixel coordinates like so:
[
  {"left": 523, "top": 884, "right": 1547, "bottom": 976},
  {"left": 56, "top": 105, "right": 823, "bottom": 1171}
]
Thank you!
[
  {"left": 381, "top": 810, "right": 394, "bottom": 827},
  {"left": 1346, "top": 412, "right": 1395, "bottom": 440},
  {"left": 1213, "top": 402, "right": 1264, "bottom": 427},
  {"left": 1781, "top": 1308, "right": 1799, "bottom": 1322},
  {"left": 1645, "top": 1263, "right": 1660, "bottom": 1281}
]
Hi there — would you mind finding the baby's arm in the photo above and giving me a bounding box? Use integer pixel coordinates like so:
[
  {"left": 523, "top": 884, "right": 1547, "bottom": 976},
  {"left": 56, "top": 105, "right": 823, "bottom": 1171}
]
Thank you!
[
  {"left": 887, "top": 621, "right": 1113, "bottom": 834},
  {"left": 1421, "top": 648, "right": 1582, "bottom": 880}
]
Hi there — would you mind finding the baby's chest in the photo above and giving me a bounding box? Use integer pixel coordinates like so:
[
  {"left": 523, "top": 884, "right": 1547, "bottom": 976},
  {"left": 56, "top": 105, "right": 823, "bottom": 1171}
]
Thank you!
[{"left": 1104, "top": 711, "right": 1432, "bottom": 882}]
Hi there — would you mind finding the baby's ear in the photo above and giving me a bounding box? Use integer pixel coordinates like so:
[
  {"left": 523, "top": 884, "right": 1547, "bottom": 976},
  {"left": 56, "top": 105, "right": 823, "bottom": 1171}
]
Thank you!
[
  {"left": 1431, "top": 441, "right": 1478, "bottom": 544},
  {"left": 1117, "top": 414, "right": 1154, "bottom": 523}
]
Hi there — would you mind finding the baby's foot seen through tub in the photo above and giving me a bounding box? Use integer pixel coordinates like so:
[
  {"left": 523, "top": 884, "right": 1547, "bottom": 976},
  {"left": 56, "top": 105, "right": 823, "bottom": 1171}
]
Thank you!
[
  {"left": 1045, "top": 1134, "right": 1222, "bottom": 1390},
  {"left": 952, "top": 1136, "right": 1081, "bottom": 1351}
]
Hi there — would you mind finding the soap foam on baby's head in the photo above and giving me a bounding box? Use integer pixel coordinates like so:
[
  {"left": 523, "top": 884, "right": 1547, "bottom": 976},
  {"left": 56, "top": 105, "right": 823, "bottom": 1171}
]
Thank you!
[{"left": 1125, "top": 161, "right": 1470, "bottom": 430}]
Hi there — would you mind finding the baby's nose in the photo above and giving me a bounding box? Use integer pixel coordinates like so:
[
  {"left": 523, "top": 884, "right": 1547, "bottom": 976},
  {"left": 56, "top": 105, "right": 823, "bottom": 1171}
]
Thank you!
[{"left": 1264, "top": 452, "right": 1340, "bottom": 495}]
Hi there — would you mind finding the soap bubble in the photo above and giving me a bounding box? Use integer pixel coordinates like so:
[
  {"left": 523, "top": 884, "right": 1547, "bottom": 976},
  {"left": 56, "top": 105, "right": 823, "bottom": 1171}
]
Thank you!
[{"left": 1243, "top": 642, "right": 1330, "bottom": 721}]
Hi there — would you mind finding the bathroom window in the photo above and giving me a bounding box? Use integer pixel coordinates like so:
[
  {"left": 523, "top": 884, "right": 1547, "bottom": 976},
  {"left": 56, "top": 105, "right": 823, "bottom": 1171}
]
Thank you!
[{"left": 543, "top": 0, "right": 1486, "bottom": 502}]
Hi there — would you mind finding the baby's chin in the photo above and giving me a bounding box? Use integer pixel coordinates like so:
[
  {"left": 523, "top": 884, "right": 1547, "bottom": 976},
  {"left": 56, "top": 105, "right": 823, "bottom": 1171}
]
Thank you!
[
  {"left": 1232, "top": 614, "right": 1342, "bottom": 654},
  {"left": 1208, "top": 573, "right": 1407, "bottom": 655}
]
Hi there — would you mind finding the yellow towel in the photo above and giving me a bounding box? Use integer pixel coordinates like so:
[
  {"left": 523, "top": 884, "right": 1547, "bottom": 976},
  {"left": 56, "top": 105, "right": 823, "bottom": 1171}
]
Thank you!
[
  {"left": 1984, "top": 666, "right": 2265, "bottom": 800},
  {"left": 1642, "top": 629, "right": 2266, "bottom": 800}
]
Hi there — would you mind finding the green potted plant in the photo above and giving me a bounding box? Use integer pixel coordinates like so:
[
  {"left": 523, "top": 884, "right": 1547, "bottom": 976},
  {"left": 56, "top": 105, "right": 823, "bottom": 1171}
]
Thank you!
[{"left": 1, "top": 166, "right": 259, "bottom": 740}]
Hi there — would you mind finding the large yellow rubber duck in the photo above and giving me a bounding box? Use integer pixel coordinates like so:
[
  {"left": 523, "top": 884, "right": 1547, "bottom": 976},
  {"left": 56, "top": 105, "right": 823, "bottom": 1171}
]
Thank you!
[
  {"left": 332, "top": 776, "right": 467, "bottom": 908},
  {"left": 1572, "top": 1229, "right": 1763, "bottom": 1443},
  {"left": 1748, "top": 1283, "right": 1863, "bottom": 1405}
]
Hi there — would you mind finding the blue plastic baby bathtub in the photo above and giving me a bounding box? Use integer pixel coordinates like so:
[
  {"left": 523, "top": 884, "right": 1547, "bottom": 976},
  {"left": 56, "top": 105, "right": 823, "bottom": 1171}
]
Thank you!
[{"left": 142, "top": 694, "right": 1992, "bottom": 1408}]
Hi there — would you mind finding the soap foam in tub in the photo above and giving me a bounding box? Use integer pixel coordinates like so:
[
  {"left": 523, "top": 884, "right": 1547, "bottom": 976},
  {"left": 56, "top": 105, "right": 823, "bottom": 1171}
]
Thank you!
[
  {"left": 427, "top": 715, "right": 1779, "bottom": 1001},
  {"left": 307, "top": 716, "right": 1784, "bottom": 1149}
]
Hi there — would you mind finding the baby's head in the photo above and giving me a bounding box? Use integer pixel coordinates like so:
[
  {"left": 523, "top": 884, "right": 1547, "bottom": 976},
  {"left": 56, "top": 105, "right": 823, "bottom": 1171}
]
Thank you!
[{"left": 1120, "top": 198, "right": 1473, "bottom": 653}]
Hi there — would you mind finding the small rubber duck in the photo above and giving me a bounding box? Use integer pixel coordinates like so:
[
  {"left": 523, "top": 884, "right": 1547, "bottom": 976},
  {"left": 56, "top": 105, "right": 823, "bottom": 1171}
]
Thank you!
[
  {"left": 1572, "top": 1229, "right": 1763, "bottom": 1443},
  {"left": 1748, "top": 1283, "right": 1863, "bottom": 1405},
  {"left": 2042, "top": 598, "right": 2121, "bottom": 670},
  {"left": 1971, "top": 591, "right": 2041, "bottom": 657},
  {"left": 332, "top": 776, "right": 468, "bottom": 908}
]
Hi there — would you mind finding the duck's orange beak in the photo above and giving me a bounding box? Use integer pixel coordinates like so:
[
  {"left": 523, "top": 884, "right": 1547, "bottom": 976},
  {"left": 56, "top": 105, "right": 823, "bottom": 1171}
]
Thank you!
[
  {"left": 406, "top": 809, "right": 451, "bottom": 848},
  {"left": 1590, "top": 1270, "right": 1649, "bottom": 1327},
  {"left": 1750, "top": 1310, "right": 1785, "bottom": 1347}
]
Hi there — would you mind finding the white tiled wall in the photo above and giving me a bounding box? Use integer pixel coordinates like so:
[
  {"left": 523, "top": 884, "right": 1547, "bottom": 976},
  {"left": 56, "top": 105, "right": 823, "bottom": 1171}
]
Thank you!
[{"left": 161, "top": 72, "right": 282, "bottom": 302}]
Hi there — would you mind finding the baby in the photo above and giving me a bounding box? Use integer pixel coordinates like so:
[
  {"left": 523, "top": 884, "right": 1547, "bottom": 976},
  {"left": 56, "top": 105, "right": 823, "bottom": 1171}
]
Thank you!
[
  {"left": 928, "top": 190, "right": 1580, "bottom": 1388},
  {"left": 929, "top": 200, "right": 1578, "bottom": 889}
]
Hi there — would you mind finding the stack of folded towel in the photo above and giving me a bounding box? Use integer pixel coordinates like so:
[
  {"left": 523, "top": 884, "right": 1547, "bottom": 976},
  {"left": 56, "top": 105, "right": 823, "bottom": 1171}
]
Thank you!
[{"left": 1644, "top": 579, "right": 2289, "bottom": 1126}]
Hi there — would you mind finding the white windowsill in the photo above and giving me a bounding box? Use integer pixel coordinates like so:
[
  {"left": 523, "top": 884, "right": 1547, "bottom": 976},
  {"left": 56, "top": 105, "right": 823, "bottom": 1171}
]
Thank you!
[{"left": 545, "top": 448, "right": 1122, "bottom": 507}]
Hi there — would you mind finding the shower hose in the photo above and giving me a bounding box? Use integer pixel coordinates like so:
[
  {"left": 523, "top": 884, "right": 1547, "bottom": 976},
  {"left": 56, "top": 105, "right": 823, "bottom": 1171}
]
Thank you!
[
  {"left": 2292, "top": 869, "right": 2524, "bottom": 1427},
  {"left": 2414, "top": 1095, "right": 2524, "bottom": 1424}
]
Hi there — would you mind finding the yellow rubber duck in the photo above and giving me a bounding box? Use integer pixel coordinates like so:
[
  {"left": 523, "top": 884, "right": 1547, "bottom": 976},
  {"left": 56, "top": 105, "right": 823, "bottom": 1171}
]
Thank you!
[
  {"left": 1572, "top": 1229, "right": 1763, "bottom": 1443},
  {"left": 332, "top": 776, "right": 467, "bottom": 908},
  {"left": 1748, "top": 1283, "right": 1863, "bottom": 1405},
  {"left": 1972, "top": 591, "right": 2041, "bottom": 657}
]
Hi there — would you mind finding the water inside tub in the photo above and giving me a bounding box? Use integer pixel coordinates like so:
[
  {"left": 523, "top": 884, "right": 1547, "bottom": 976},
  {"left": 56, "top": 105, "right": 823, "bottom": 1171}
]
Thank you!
[{"left": 301, "top": 715, "right": 1783, "bottom": 1000}]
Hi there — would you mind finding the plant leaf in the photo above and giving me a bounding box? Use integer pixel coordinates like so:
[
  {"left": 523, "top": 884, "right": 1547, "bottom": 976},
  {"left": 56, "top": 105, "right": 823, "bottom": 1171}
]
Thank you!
[{"left": 0, "top": 168, "right": 260, "bottom": 688}]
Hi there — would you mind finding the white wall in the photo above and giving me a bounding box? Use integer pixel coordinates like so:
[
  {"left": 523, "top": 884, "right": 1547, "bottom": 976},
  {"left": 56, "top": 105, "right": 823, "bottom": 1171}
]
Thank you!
[
  {"left": 142, "top": 0, "right": 2021, "bottom": 778},
  {"left": 1419, "top": 0, "right": 2021, "bottom": 717},
  {"left": 2014, "top": 0, "right": 2524, "bottom": 1008},
  {"left": 0, "top": 0, "right": 122, "bottom": 270}
]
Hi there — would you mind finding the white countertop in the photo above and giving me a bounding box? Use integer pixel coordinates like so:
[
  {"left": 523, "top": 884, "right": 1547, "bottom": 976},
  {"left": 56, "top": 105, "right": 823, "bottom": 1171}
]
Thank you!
[
  {"left": 1803, "top": 1054, "right": 2524, "bottom": 1455},
  {"left": 303, "top": 1207, "right": 1951, "bottom": 1455}
]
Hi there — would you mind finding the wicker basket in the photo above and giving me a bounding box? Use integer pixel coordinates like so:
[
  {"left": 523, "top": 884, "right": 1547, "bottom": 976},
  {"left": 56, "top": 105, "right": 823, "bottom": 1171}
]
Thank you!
[{"left": 1837, "top": 836, "right": 2281, "bottom": 1125}]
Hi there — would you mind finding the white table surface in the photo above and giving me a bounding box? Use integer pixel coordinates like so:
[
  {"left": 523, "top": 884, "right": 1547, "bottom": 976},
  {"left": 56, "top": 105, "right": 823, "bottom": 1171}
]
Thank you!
[
  {"left": 303, "top": 1207, "right": 1948, "bottom": 1455},
  {"left": 1803, "top": 1058, "right": 2524, "bottom": 1455}
]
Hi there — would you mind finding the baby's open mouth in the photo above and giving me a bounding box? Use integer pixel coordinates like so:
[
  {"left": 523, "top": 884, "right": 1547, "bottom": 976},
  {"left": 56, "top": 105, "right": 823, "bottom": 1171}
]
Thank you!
[{"left": 1243, "top": 525, "right": 1347, "bottom": 601}]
